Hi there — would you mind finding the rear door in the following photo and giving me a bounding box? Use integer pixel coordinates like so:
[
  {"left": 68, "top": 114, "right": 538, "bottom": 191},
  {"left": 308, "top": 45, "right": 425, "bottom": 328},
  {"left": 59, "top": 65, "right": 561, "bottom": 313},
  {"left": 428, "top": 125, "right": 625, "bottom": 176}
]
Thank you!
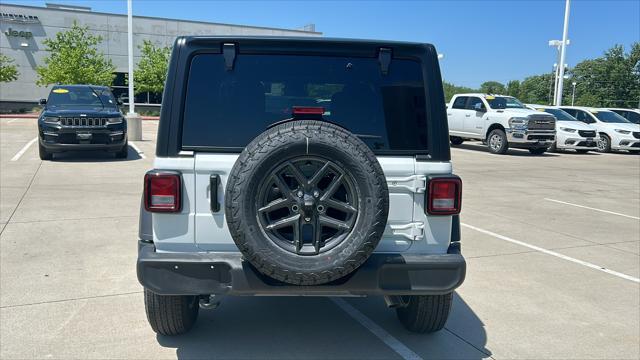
[
  {"left": 179, "top": 50, "right": 445, "bottom": 253},
  {"left": 464, "top": 96, "right": 486, "bottom": 135},
  {"left": 448, "top": 96, "right": 468, "bottom": 134}
]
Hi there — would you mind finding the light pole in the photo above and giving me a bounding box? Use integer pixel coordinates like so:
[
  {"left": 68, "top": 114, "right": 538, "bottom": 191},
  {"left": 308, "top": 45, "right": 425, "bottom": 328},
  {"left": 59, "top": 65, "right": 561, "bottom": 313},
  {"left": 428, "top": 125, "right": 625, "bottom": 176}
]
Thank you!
[
  {"left": 548, "top": 42, "right": 568, "bottom": 105},
  {"left": 571, "top": 81, "right": 577, "bottom": 106},
  {"left": 127, "top": 0, "right": 134, "bottom": 116},
  {"left": 126, "top": 0, "right": 142, "bottom": 141},
  {"left": 633, "top": 60, "right": 640, "bottom": 108},
  {"left": 555, "top": 0, "right": 571, "bottom": 106},
  {"left": 548, "top": 63, "right": 557, "bottom": 105}
]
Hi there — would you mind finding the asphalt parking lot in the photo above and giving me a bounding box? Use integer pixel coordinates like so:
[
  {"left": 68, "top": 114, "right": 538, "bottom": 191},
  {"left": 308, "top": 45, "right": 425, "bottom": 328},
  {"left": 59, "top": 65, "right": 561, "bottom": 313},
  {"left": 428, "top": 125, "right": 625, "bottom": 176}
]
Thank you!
[{"left": 1, "top": 117, "right": 638, "bottom": 359}]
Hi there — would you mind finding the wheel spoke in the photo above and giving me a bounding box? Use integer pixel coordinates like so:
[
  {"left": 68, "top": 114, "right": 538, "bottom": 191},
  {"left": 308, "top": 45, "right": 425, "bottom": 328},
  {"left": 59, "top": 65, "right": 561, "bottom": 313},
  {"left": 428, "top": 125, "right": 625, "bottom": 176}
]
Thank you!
[
  {"left": 308, "top": 162, "right": 331, "bottom": 186},
  {"left": 266, "top": 214, "right": 300, "bottom": 230},
  {"left": 320, "top": 174, "right": 344, "bottom": 201},
  {"left": 313, "top": 218, "right": 323, "bottom": 254},
  {"left": 258, "top": 156, "right": 359, "bottom": 255},
  {"left": 285, "top": 162, "right": 308, "bottom": 189},
  {"left": 323, "top": 198, "right": 357, "bottom": 213},
  {"left": 272, "top": 174, "right": 291, "bottom": 196},
  {"left": 319, "top": 215, "right": 350, "bottom": 230},
  {"left": 293, "top": 218, "right": 302, "bottom": 253},
  {"left": 258, "top": 198, "right": 291, "bottom": 213}
]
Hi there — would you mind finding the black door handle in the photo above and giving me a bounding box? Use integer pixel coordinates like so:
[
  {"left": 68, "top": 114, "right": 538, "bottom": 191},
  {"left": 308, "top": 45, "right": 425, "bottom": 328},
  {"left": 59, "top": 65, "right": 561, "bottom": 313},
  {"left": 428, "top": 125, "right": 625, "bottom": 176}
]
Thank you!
[{"left": 210, "top": 174, "right": 220, "bottom": 212}]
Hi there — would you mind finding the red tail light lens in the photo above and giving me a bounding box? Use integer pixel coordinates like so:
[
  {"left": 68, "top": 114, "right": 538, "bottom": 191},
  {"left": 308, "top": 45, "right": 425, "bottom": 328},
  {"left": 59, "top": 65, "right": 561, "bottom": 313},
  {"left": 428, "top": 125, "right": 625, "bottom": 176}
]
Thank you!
[
  {"left": 292, "top": 106, "right": 324, "bottom": 116},
  {"left": 427, "top": 177, "right": 462, "bottom": 215},
  {"left": 144, "top": 171, "right": 181, "bottom": 213}
]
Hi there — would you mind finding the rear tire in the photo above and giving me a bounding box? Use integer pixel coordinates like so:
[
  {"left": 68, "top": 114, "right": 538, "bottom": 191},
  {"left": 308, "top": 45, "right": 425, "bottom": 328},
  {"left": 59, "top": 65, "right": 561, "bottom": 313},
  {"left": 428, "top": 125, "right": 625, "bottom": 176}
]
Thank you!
[
  {"left": 144, "top": 289, "right": 199, "bottom": 336},
  {"left": 38, "top": 142, "right": 52, "bottom": 160},
  {"left": 597, "top": 134, "right": 611, "bottom": 153},
  {"left": 115, "top": 141, "right": 128, "bottom": 159},
  {"left": 528, "top": 147, "right": 547, "bottom": 155},
  {"left": 396, "top": 293, "right": 453, "bottom": 333},
  {"left": 487, "top": 129, "right": 508, "bottom": 154},
  {"left": 450, "top": 137, "right": 464, "bottom": 146}
]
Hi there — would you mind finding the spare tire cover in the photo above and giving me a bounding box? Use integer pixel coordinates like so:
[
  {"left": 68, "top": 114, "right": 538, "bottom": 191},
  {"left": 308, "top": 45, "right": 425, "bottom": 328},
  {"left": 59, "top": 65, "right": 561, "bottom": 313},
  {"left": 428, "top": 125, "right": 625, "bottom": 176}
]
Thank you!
[{"left": 225, "top": 120, "right": 389, "bottom": 285}]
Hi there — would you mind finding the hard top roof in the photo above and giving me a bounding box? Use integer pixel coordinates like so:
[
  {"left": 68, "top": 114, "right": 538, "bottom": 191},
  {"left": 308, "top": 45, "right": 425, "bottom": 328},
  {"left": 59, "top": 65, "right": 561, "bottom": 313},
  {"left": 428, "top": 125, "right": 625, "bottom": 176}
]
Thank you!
[{"left": 181, "top": 35, "right": 431, "bottom": 47}]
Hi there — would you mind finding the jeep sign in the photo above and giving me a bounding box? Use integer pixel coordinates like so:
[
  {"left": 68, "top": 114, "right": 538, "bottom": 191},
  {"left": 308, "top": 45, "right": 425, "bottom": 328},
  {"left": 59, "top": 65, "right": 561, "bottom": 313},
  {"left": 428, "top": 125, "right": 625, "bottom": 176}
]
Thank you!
[{"left": 4, "top": 27, "right": 32, "bottom": 38}]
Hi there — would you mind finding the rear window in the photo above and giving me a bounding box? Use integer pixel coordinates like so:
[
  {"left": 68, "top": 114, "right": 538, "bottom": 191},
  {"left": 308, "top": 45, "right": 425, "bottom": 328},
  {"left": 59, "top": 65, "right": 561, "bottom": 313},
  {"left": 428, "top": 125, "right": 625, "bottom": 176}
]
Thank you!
[
  {"left": 451, "top": 96, "right": 468, "bottom": 109},
  {"left": 181, "top": 54, "right": 428, "bottom": 152}
]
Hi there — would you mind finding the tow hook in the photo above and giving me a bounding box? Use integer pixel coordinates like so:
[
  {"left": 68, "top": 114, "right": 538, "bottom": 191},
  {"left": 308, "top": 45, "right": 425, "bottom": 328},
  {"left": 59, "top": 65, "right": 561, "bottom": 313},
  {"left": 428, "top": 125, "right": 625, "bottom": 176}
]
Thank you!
[{"left": 199, "top": 294, "right": 222, "bottom": 310}]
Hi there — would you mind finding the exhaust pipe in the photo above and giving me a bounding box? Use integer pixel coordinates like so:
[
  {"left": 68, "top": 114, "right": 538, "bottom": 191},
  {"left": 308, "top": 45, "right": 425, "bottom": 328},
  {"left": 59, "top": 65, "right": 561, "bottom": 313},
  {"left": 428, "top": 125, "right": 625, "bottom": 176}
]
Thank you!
[{"left": 199, "top": 294, "right": 222, "bottom": 310}]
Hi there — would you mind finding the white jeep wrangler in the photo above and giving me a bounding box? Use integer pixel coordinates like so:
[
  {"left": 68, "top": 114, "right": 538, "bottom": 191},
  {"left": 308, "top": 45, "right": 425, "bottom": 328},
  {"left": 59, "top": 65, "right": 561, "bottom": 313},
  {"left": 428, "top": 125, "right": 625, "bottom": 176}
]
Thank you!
[{"left": 137, "top": 36, "right": 465, "bottom": 335}]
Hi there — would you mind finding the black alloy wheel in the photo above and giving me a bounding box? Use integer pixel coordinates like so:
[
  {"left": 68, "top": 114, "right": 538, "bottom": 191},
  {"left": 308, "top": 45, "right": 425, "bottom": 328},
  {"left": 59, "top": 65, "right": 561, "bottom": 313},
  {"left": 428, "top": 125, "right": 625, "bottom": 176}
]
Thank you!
[{"left": 257, "top": 156, "right": 359, "bottom": 255}]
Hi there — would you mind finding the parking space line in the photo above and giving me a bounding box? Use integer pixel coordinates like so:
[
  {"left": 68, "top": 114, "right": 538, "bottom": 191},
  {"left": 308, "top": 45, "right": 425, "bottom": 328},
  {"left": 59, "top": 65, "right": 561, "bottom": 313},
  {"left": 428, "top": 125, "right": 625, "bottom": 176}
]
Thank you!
[
  {"left": 544, "top": 198, "right": 640, "bottom": 220},
  {"left": 331, "top": 298, "right": 422, "bottom": 360},
  {"left": 10, "top": 137, "right": 38, "bottom": 162},
  {"left": 7, "top": 118, "right": 21, "bottom": 123},
  {"left": 461, "top": 223, "right": 640, "bottom": 283},
  {"left": 129, "top": 142, "right": 146, "bottom": 159}
]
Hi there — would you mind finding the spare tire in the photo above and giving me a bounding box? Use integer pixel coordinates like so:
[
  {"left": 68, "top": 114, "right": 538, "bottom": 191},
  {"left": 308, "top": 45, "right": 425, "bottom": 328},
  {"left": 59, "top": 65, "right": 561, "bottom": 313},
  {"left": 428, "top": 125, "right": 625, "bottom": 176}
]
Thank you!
[{"left": 225, "top": 120, "right": 389, "bottom": 285}]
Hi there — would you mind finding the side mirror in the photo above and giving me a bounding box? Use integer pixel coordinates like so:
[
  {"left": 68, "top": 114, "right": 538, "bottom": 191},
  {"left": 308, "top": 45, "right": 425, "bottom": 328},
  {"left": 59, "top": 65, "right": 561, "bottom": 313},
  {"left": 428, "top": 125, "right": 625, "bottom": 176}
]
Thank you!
[
  {"left": 116, "top": 99, "right": 123, "bottom": 106},
  {"left": 473, "top": 103, "right": 486, "bottom": 112},
  {"left": 39, "top": 98, "right": 47, "bottom": 105}
]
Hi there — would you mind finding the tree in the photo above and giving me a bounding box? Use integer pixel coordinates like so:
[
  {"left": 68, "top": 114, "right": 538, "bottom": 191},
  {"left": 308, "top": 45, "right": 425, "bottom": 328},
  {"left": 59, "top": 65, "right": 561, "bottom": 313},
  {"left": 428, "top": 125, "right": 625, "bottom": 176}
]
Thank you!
[
  {"left": 479, "top": 81, "right": 506, "bottom": 94},
  {"left": 0, "top": 54, "right": 19, "bottom": 82},
  {"left": 36, "top": 21, "right": 115, "bottom": 86},
  {"left": 506, "top": 80, "right": 520, "bottom": 98},
  {"left": 442, "top": 42, "right": 640, "bottom": 108},
  {"left": 570, "top": 43, "right": 640, "bottom": 107},
  {"left": 443, "top": 81, "right": 477, "bottom": 103},
  {"left": 519, "top": 74, "right": 554, "bottom": 105},
  {"left": 134, "top": 40, "right": 172, "bottom": 94}
]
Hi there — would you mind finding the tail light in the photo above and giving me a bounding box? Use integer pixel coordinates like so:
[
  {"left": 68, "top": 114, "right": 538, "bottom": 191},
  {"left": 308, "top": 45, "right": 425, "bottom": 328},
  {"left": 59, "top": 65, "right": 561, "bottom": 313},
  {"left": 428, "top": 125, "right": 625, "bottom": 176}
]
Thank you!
[
  {"left": 426, "top": 177, "right": 462, "bottom": 215},
  {"left": 144, "top": 171, "right": 181, "bottom": 213}
]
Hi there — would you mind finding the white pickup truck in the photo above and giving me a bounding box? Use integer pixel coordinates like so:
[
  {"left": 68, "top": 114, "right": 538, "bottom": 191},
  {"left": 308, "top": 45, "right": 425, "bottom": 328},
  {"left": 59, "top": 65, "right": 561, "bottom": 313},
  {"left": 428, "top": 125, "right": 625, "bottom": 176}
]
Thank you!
[{"left": 447, "top": 94, "right": 556, "bottom": 154}]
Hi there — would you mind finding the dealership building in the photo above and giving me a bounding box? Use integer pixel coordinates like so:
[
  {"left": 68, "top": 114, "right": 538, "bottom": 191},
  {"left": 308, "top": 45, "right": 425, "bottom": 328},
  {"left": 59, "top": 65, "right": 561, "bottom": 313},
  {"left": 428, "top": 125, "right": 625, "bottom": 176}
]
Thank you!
[{"left": 0, "top": 2, "right": 321, "bottom": 110}]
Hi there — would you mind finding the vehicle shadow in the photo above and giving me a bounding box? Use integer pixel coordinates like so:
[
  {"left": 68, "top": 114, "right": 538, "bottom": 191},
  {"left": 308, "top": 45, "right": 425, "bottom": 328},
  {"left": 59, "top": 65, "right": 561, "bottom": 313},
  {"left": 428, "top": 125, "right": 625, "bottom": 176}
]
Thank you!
[
  {"left": 552, "top": 150, "right": 601, "bottom": 155},
  {"left": 454, "top": 142, "right": 560, "bottom": 157},
  {"left": 156, "top": 294, "right": 490, "bottom": 359},
  {"left": 50, "top": 145, "right": 142, "bottom": 162}
]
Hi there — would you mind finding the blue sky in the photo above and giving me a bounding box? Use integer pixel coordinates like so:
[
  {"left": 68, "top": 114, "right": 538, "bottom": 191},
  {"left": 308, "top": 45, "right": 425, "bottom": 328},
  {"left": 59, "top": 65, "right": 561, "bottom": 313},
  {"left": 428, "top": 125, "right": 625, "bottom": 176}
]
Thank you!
[{"left": 9, "top": 0, "right": 640, "bottom": 88}]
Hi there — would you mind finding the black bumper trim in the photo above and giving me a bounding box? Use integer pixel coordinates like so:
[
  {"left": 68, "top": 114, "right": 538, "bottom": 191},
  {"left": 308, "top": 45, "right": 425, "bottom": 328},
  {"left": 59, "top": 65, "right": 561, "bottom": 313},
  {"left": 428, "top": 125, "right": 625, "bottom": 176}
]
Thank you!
[
  {"left": 137, "top": 242, "right": 466, "bottom": 296},
  {"left": 40, "top": 138, "right": 126, "bottom": 152}
]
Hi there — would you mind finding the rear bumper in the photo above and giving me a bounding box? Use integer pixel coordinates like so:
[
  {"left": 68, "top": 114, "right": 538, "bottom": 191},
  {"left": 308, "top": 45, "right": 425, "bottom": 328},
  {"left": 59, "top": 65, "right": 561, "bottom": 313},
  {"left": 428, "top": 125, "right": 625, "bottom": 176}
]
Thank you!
[{"left": 137, "top": 241, "right": 466, "bottom": 296}]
